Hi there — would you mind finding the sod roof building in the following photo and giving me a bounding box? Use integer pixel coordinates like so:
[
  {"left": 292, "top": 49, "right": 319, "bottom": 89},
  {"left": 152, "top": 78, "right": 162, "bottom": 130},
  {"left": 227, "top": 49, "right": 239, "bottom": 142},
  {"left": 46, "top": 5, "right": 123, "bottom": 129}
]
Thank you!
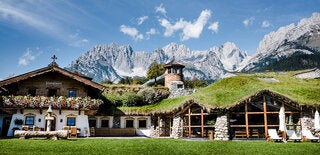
[{"left": 1, "top": 59, "right": 320, "bottom": 141}]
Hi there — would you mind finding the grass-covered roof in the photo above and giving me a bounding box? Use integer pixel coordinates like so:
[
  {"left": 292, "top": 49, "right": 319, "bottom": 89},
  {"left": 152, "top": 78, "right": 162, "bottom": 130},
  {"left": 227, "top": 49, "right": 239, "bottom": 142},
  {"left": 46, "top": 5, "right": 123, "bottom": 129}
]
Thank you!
[{"left": 119, "top": 71, "right": 320, "bottom": 115}]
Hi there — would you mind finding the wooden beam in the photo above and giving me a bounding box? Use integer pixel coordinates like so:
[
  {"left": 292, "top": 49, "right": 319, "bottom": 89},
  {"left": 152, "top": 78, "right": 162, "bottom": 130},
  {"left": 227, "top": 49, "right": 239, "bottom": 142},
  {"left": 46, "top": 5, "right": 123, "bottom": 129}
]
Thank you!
[
  {"left": 164, "top": 118, "right": 166, "bottom": 136},
  {"left": 188, "top": 107, "right": 191, "bottom": 138},
  {"left": 263, "top": 95, "right": 268, "bottom": 139},
  {"left": 169, "top": 118, "right": 172, "bottom": 135},
  {"left": 158, "top": 116, "right": 160, "bottom": 137},
  {"left": 245, "top": 103, "right": 249, "bottom": 139},
  {"left": 201, "top": 108, "right": 204, "bottom": 138}
]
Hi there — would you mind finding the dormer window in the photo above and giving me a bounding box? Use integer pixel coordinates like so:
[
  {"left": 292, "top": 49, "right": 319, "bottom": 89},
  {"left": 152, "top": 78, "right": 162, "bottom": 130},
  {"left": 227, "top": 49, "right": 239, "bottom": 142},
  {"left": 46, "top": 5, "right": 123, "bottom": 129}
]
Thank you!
[
  {"left": 68, "top": 90, "right": 77, "bottom": 97},
  {"left": 28, "top": 89, "right": 36, "bottom": 96},
  {"left": 48, "top": 89, "right": 57, "bottom": 97}
]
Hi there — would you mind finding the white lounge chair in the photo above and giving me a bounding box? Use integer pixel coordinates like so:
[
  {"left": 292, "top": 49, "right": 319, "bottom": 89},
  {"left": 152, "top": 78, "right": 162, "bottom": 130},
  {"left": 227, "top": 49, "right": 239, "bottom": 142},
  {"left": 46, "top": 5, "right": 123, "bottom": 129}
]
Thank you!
[
  {"left": 286, "top": 130, "right": 301, "bottom": 142},
  {"left": 267, "top": 129, "right": 283, "bottom": 142},
  {"left": 302, "top": 129, "right": 319, "bottom": 142}
]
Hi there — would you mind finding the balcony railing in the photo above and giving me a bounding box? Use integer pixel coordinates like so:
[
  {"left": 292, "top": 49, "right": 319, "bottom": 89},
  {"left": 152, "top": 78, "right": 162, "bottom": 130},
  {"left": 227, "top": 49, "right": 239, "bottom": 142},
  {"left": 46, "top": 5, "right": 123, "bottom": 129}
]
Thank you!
[{"left": 1, "top": 95, "right": 103, "bottom": 110}]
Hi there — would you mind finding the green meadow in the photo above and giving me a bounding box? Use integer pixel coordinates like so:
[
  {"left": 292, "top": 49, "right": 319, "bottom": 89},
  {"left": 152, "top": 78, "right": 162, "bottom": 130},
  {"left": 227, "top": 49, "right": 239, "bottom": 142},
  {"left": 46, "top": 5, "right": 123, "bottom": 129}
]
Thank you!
[{"left": 0, "top": 138, "right": 319, "bottom": 155}]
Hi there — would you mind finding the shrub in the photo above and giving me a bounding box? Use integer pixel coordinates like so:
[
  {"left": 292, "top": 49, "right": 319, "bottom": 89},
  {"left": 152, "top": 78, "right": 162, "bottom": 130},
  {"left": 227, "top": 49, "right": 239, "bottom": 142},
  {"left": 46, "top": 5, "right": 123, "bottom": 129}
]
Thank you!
[
  {"left": 121, "top": 93, "right": 143, "bottom": 107},
  {"left": 103, "top": 92, "right": 143, "bottom": 107},
  {"left": 138, "top": 87, "right": 169, "bottom": 105}
]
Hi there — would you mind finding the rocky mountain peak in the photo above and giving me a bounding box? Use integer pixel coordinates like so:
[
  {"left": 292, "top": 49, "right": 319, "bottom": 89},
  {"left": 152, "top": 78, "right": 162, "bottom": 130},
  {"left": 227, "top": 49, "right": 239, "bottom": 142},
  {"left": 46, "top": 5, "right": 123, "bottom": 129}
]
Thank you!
[
  {"left": 239, "top": 13, "right": 320, "bottom": 72},
  {"left": 66, "top": 42, "right": 247, "bottom": 82},
  {"left": 66, "top": 13, "right": 320, "bottom": 82}
]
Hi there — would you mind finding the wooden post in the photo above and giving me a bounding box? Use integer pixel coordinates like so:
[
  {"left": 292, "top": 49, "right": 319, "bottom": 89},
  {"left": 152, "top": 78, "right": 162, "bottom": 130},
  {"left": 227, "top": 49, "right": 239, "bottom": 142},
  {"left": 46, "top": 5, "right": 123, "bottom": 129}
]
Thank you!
[
  {"left": 158, "top": 116, "right": 160, "bottom": 137},
  {"left": 245, "top": 103, "right": 249, "bottom": 139},
  {"left": 282, "top": 103, "right": 286, "bottom": 140},
  {"left": 164, "top": 118, "right": 167, "bottom": 136},
  {"left": 169, "top": 117, "right": 172, "bottom": 135},
  {"left": 263, "top": 95, "right": 268, "bottom": 139},
  {"left": 188, "top": 108, "right": 191, "bottom": 138},
  {"left": 201, "top": 108, "right": 204, "bottom": 138}
]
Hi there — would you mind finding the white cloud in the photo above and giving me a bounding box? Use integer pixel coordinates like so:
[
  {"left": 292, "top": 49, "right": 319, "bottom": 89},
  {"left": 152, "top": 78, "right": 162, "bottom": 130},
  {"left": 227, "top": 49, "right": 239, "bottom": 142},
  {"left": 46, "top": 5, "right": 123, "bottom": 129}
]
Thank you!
[
  {"left": 18, "top": 49, "right": 36, "bottom": 66},
  {"left": 69, "top": 38, "right": 89, "bottom": 47},
  {"left": 159, "top": 18, "right": 188, "bottom": 37},
  {"left": 159, "top": 9, "right": 212, "bottom": 41},
  {"left": 243, "top": 17, "right": 255, "bottom": 27},
  {"left": 68, "top": 31, "right": 89, "bottom": 47},
  {"left": 262, "top": 20, "right": 271, "bottom": 28},
  {"left": 138, "top": 16, "right": 148, "bottom": 25},
  {"left": 208, "top": 21, "right": 219, "bottom": 33},
  {"left": 120, "top": 25, "right": 144, "bottom": 41},
  {"left": 0, "top": 2, "right": 56, "bottom": 36},
  {"left": 146, "top": 28, "right": 157, "bottom": 35},
  {"left": 69, "top": 33, "right": 79, "bottom": 39},
  {"left": 182, "top": 10, "right": 211, "bottom": 41},
  {"left": 0, "top": 3, "right": 53, "bottom": 30},
  {"left": 155, "top": 3, "right": 166, "bottom": 15},
  {"left": 145, "top": 28, "right": 158, "bottom": 40},
  {"left": 0, "top": 1, "right": 95, "bottom": 45}
]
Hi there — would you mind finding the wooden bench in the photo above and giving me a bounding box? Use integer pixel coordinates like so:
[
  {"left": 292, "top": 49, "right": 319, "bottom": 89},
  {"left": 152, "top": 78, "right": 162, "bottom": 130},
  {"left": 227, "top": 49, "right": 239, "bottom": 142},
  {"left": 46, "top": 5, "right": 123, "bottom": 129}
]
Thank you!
[
  {"left": 235, "top": 130, "right": 247, "bottom": 138},
  {"left": 94, "top": 128, "right": 136, "bottom": 137},
  {"left": 250, "top": 131, "right": 259, "bottom": 138}
]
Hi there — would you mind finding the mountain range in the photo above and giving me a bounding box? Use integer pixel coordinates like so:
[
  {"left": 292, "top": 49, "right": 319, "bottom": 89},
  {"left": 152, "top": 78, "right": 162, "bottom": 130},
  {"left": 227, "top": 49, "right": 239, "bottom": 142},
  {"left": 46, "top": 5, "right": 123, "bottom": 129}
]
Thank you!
[{"left": 66, "top": 13, "right": 320, "bottom": 83}]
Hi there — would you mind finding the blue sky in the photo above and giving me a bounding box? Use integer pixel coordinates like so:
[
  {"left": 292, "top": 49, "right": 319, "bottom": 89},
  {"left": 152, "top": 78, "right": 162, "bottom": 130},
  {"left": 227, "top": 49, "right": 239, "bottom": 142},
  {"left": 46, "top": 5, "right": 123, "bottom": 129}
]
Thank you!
[{"left": 0, "top": 0, "right": 319, "bottom": 80}]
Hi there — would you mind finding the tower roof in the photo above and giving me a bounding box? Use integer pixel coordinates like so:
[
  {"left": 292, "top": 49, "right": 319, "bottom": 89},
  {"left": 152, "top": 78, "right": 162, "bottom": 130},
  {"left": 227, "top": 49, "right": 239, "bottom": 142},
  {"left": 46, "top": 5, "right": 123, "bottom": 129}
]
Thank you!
[{"left": 164, "top": 58, "right": 185, "bottom": 68}]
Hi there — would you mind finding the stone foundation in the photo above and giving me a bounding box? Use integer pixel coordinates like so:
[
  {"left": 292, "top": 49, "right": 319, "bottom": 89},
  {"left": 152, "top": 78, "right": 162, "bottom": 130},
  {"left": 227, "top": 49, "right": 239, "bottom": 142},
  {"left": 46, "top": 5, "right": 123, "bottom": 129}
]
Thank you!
[
  {"left": 214, "top": 114, "right": 229, "bottom": 141},
  {"left": 301, "top": 114, "right": 313, "bottom": 131},
  {"left": 170, "top": 116, "right": 183, "bottom": 138},
  {"left": 169, "top": 89, "right": 194, "bottom": 98},
  {"left": 149, "top": 116, "right": 159, "bottom": 137}
]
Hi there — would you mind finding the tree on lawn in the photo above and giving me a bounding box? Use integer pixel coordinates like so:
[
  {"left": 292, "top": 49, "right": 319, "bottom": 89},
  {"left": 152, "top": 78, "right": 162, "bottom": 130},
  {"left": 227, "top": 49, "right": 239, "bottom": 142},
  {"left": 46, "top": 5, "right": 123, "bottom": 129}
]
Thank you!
[{"left": 146, "top": 62, "right": 165, "bottom": 86}]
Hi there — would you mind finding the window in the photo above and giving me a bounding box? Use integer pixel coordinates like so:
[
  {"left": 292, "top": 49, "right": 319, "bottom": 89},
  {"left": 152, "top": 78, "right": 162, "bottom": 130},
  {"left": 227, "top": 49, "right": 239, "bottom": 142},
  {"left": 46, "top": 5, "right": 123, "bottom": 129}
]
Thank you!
[
  {"left": 173, "top": 67, "right": 178, "bottom": 74},
  {"left": 125, "top": 120, "right": 134, "bottom": 128},
  {"left": 68, "top": 90, "right": 77, "bottom": 97},
  {"left": 48, "top": 89, "right": 57, "bottom": 97},
  {"left": 177, "top": 84, "right": 184, "bottom": 89},
  {"left": 138, "top": 120, "right": 147, "bottom": 128},
  {"left": 101, "top": 120, "right": 109, "bottom": 128},
  {"left": 28, "top": 89, "right": 36, "bottom": 96},
  {"left": 25, "top": 116, "right": 35, "bottom": 125},
  {"left": 89, "top": 120, "right": 96, "bottom": 128},
  {"left": 67, "top": 117, "right": 76, "bottom": 126}
]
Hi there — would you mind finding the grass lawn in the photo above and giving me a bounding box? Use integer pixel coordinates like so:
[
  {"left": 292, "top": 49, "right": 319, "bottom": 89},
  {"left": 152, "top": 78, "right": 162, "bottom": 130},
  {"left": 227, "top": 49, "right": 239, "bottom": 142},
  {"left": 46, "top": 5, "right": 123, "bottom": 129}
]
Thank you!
[{"left": 0, "top": 138, "right": 319, "bottom": 155}]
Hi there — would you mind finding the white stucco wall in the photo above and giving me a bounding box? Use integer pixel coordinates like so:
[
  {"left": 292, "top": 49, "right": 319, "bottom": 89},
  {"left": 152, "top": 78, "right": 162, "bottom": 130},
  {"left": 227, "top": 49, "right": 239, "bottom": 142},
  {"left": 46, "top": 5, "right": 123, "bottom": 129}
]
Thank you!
[
  {"left": 93, "top": 116, "right": 114, "bottom": 128},
  {"left": 120, "top": 116, "right": 151, "bottom": 136},
  {"left": 7, "top": 109, "right": 90, "bottom": 137}
]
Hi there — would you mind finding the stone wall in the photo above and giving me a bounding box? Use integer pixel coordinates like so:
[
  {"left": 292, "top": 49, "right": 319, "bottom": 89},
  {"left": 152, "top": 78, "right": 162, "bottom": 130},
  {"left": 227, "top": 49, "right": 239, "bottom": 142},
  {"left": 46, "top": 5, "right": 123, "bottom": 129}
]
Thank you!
[
  {"left": 214, "top": 114, "right": 229, "bottom": 141},
  {"left": 300, "top": 114, "right": 313, "bottom": 131},
  {"left": 113, "top": 116, "right": 121, "bottom": 128},
  {"left": 149, "top": 116, "right": 159, "bottom": 137},
  {"left": 170, "top": 116, "right": 183, "bottom": 138},
  {"left": 169, "top": 89, "right": 194, "bottom": 98}
]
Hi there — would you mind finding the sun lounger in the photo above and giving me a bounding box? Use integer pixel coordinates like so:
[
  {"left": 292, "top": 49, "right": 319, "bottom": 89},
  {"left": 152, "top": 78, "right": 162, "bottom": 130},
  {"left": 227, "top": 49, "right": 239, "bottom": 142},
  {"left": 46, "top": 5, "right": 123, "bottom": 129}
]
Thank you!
[
  {"left": 267, "top": 129, "right": 283, "bottom": 142},
  {"left": 286, "top": 130, "right": 301, "bottom": 142},
  {"left": 302, "top": 129, "right": 319, "bottom": 142}
]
